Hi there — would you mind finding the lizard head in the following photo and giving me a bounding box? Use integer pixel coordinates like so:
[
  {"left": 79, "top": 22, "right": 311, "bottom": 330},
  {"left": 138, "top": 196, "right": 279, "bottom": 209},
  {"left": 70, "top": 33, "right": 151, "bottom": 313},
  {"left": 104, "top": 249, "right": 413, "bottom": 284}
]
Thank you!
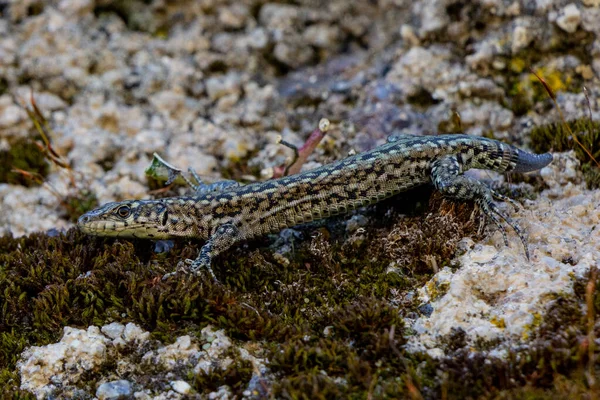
[{"left": 78, "top": 200, "right": 173, "bottom": 239}]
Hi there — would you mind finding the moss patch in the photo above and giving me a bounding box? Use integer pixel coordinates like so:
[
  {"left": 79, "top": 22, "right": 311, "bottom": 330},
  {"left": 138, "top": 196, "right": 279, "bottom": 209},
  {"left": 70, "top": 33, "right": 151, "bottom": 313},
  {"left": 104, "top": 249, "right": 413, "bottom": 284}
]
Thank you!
[
  {"left": 507, "top": 67, "right": 579, "bottom": 116},
  {"left": 530, "top": 118, "right": 600, "bottom": 188},
  {"left": 0, "top": 140, "right": 50, "bottom": 187}
]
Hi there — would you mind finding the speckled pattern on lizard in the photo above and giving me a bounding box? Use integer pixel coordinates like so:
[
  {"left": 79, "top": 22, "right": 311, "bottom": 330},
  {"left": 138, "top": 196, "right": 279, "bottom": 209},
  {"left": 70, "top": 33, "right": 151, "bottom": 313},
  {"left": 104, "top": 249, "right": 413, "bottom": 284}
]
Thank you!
[{"left": 78, "top": 134, "right": 553, "bottom": 279}]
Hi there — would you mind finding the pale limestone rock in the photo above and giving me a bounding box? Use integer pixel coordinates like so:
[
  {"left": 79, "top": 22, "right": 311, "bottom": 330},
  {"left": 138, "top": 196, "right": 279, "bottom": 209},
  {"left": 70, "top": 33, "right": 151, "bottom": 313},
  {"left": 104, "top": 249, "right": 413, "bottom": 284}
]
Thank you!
[
  {"left": 218, "top": 4, "right": 250, "bottom": 29},
  {"left": 18, "top": 326, "right": 111, "bottom": 399},
  {"left": 511, "top": 25, "right": 532, "bottom": 53},
  {"left": 408, "top": 152, "right": 599, "bottom": 357},
  {"left": 171, "top": 380, "right": 192, "bottom": 395},
  {"left": 18, "top": 323, "right": 266, "bottom": 399},
  {"left": 582, "top": 0, "right": 600, "bottom": 7},
  {"left": 555, "top": 3, "right": 581, "bottom": 33},
  {"left": 58, "top": 0, "right": 94, "bottom": 16},
  {"left": 0, "top": 94, "right": 26, "bottom": 128},
  {"left": 101, "top": 322, "right": 125, "bottom": 340},
  {"left": 205, "top": 72, "right": 242, "bottom": 101},
  {"left": 143, "top": 335, "right": 200, "bottom": 369},
  {"left": 258, "top": 3, "right": 299, "bottom": 30},
  {"left": 303, "top": 24, "right": 341, "bottom": 48},
  {"left": 0, "top": 184, "right": 71, "bottom": 237},
  {"left": 96, "top": 380, "right": 133, "bottom": 400}
]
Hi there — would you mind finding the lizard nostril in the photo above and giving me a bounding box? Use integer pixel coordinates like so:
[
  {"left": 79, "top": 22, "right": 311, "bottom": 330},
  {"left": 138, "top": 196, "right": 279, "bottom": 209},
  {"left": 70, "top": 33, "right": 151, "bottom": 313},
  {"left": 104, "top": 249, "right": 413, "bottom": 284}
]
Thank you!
[{"left": 78, "top": 215, "right": 90, "bottom": 225}]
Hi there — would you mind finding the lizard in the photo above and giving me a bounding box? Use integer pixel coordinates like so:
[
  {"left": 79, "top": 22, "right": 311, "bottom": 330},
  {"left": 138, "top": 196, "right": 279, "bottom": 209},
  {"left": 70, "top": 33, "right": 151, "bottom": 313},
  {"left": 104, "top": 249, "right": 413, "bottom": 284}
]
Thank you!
[{"left": 78, "top": 134, "right": 553, "bottom": 280}]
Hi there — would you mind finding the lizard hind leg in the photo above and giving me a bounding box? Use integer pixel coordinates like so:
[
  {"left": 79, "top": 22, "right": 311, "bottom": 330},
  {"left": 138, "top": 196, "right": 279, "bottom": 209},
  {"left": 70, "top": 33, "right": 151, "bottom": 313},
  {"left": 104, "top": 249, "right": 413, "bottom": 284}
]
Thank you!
[{"left": 431, "top": 156, "right": 530, "bottom": 259}]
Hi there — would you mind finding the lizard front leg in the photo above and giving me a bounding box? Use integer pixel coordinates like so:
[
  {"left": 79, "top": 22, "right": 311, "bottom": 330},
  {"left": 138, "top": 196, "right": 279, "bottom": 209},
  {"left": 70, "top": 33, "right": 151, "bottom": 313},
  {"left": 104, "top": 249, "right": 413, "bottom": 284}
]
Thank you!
[
  {"left": 430, "top": 155, "right": 530, "bottom": 259},
  {"left": 187, "top": 223, "right": 240, "bottom": 280}
]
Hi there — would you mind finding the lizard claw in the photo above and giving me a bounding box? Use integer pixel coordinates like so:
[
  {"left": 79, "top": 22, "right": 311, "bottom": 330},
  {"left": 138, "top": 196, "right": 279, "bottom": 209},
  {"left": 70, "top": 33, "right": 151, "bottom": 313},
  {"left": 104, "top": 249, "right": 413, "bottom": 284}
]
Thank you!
[
  {"left": 186, "top": 257, "right": 220, "bottom": 283},
  {"left": 161, "top": 261, "right": 191, "bottom": 281}
]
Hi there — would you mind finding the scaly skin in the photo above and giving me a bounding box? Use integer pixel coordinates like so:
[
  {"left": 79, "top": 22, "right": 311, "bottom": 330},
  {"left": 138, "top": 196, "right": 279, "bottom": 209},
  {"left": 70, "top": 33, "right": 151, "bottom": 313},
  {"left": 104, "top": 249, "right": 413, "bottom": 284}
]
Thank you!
[{"left": 78, "top": 134, "right": 553, "bottom": 279}]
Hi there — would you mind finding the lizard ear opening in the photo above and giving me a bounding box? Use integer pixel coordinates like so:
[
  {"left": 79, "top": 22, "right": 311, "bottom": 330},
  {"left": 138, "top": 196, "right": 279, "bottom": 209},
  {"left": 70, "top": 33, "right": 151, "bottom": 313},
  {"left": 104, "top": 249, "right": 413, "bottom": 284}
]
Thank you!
[{"left": 161, "top": 210, "right": 169, "bottom": 226}]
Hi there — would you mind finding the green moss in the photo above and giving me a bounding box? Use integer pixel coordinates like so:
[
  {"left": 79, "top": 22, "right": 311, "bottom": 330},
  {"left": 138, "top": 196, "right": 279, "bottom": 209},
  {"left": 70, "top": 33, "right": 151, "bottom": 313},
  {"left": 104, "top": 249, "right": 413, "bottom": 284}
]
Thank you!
[
  {"left": 530, "top": 118, "right": 600, "bottom": 188},
  {"left": 63, "top": 189, "right": 98, "bottom": 223},
  {"left": 0, "top": 140, "right": 50, "bottom": 186},
  {"left": 193, "top": 348, "right": 253, "bottom": 395}
]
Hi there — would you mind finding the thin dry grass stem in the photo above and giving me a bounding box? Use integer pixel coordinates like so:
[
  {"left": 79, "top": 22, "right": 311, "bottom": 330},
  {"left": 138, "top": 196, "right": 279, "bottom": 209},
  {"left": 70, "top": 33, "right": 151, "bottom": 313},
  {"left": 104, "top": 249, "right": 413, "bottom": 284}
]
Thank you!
[
  {"left": 23, "top": 89, "right": 72, "bottom": 171},
  {"left": 584, "top": 86, "right": 593, "bottom": 122},
  {"left": 586, "top": 266, "right": 598, "bottom": 397},
  {"left": 452, "top": 109, "right": 462, "bottom": 133},
  {"left": 13, "top": 89, "right": 98, "bottom": 219},
  {"left": 148, "top": 182, "right": 176, "bottom": 195},
  {"left": 10, "top": 167, "right": 73, "bottom": 211},
  {"left": 9, "top": 167, "right": 44, "bottom": 185},
  {"left": 530, "top": 68, "right": 600, "bottom": 169},
  {"left": 273, "top": 118, "right": 331, "bottom": 178}
]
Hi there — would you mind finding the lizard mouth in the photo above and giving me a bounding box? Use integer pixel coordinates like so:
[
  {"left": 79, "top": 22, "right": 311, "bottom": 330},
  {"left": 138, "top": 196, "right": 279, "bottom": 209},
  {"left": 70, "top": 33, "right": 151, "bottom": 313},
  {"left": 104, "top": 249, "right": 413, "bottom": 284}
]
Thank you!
[{"left": 77, "top": 217, "right": 144, "bottom": 238}]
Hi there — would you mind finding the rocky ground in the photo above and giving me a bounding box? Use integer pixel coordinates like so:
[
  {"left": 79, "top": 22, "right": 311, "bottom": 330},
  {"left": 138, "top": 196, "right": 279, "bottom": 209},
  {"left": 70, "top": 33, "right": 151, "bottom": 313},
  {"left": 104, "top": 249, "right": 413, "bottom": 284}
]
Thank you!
[{"left": 0, "top": 0, "right": 599, "bottom": 399}]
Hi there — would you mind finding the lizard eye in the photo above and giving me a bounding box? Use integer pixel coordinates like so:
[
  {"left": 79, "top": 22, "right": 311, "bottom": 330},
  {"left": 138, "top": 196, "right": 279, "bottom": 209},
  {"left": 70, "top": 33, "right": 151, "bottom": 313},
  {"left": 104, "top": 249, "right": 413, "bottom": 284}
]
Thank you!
[{"left": 116, "top": 205, "right": 131, "bottom": 218}]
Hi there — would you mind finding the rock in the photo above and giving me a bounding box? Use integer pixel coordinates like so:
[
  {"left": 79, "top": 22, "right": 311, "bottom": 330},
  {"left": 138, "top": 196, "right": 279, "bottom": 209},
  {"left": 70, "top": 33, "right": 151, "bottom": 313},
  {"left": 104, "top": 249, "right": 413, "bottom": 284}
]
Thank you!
[
  {"left": 273, "top": 41, "right": 315, "bottom": 68},
  {"left": 555, "top": 3, "right": 581, "bottom": 33},
  {"left": 205, "top": 72, "right": 242, "bottom": 101},
  {"left": 258, "top": 3, "right": 299, "bottom": 30},
  {"left": 96, "top": 380, "right": 133, "bottom": 400},
  {"left": 0, "top": 94, "right": 26, "bottom": 128},
  {"left": 58, "top": 0, "right": 94, "bottom": 16},
  {"left": 123, "top": 322, "right": 150, "bottom": 343},
  {"left": 511, "top": 24, "right": 532, "bottom": 53},
  {"left": 171, "top": 380, "right": 192, "bottom": 395},
  {"left": 18, "top": 323, "right": 267, "bottom": 399},
  {"left": 101, "top": 322, "right": 125, "bottom": 340},
  {"left": 245, "top": 28, "right": 269, "bottom": 50},
  {"left": 303, "top": 24, "right": 341, "bottom": 48},
  {"left": 407, "top": 152, "right": 599, "bottom": 357},
  {"left": 218, "top": 4, "right": 250, "bottom": 29},
  {"left": 582, "top": 0, "right": 600, "bottom": 7},
  {"left": 18, "top": 326, "right": 111, "bottom": 399}
]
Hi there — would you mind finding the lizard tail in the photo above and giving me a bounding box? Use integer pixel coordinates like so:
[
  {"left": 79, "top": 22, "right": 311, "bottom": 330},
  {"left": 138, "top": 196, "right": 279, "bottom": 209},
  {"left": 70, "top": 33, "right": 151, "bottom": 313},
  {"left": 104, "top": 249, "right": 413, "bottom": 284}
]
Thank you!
[{"left": 511, "top": 148, "right": 553, "bottom": 173}]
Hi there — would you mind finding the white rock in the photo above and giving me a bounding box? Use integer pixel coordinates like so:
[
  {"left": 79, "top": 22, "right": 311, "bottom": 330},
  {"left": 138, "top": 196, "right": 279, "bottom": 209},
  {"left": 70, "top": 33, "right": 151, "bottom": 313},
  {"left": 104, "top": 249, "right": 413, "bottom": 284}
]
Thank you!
[
  {"left": 17, "top": 324, "right": 264, "bottom": 398},
  {"left": 58, "top": 0, "right": 93, "bottom": 16},
  {"left": 303, "top": 24, "right": 340, "bottom": 48},
  {"left": 96, "top": 380, "right": 133, "bottom": 400},
  {"left": 582, "top": 0, "right": 600, "bottom": 7},
  {"left": 218, "top": 4, "right": 249, "bottom": 29},
  {"left": 258, "top": 3, "right": 298, "bottom": 29},
  {"left": 171, "top": 380, "right": 192, "bottom": 395},
  {"left": 123, "top": 322, "right": 150, "bottom": 343},
  {"left": 101, "top": 322, "right": 125, "bottom": 340},
  {"left": 18, "top": 326, "right": 111, "bottom": 399},
  {"left": 407, "top": 152, "right": 599, "bottom": 357},
  {"left": 205, "top": 72, "right": 242, "bottom": 101},
  {"left": 246, "top": 28, "right": 269, "bottom": 50},
  {"left": 148, "top": 335, "right": 200, "bottom": 369},
  {"left": 511, "top": 25, "right": 532, "bottom": 53},
  {"left": 0, "top": 94, "right": 26, "bottom": 128},
  {"left": 208, "top": 385, "right": 233, "bottom": 400},
  {"left": 556, "top": 3, "right": 581, "bottom": 33}
]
